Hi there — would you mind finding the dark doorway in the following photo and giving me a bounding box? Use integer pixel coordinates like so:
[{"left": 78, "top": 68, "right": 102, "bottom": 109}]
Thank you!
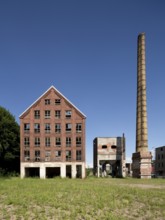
[
  {"left": 66, "top": 165, "right": 72, "bottom": 178},
  {"left": 46, "top": 167, "right": 60, "bottom": 178},
  {"left": 76, "top": 165, "right": 82, "bottom": 178},
  {"left": 25, "top": 167, "right": 40, "bottom": 177}
]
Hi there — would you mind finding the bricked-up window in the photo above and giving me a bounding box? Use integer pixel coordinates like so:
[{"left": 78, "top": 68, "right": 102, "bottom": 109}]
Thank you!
[
  {"left": 35, "top": 150, "right": 40, "bottom": 161},
  {"left": 55, "top": 150, "right": 61, "bottom": 158},
  {"left": 66, "top": 123, "right": 72, "bottom": 132},
  {"left": 45, "top": 110, "right": 51, "bottom": 119},
  {"left": 45, "top": 137, "right": 51, "bottom": 147},
  {"left": 24, "top": 150, "right": 30, "bottom": 161},
  {"left": 24, "top": 137, "right": 30, "bottom": 146},
  {"left": 55, "top": 137, "right": 61, "bottom": 147},
  {"left": 55, "top": 110, "right": 61, "bottom": 119},
  {"left": 55, "top": 99, "right": 61, "bottom": 105},
  {"left": 34, "top": 110, "right": 40, "bottom": 119},
  {"left": 76, "top": 150, "right": 81, "bottom": 161},
  {"left": 45, "top": 99, "right": 51, "bottom": 105},
  {"left": 24, "top": 123, "right": 30, "bottom": 133},
  {"left": 34, "top": 123, "right": 40, "bottom": 133},
  {"left": 65, "top": 110, "right": 72, "bottom": 118},
  {"left": 45, "top": 123, "right": 51, "bottom": 133},
  {"left": 66, "top": 137, "right": 71, "bottom": 147},
  {"left": 76, "top": 137, "right": 81, "bottom": 147},
  {"left": 34, "top": 137, "right": 40, "bottom": 147},
  {"left": 55, "top": 123, "right": 61, "bottom": 133},
  {"left": 66, "top": 150, "right": 71, "bottom": 161},
  {"left": 76, "top": 123, "right": 82, "bottom": 132},
  {"left": 45, "top": 151, "right": 51, "bottom": 161}
]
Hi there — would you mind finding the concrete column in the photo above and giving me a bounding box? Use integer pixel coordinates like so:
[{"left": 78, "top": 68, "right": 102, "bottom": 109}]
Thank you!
[
  {"left": 72, "top": 164, "right": 77, "bottom": 178},
  {"left": 20, "top": 164, "right": 25, "bottom": 178},
  {"left": 97, "top": 160, "right": 100, "bottom": 177},
  {"left": 81, "top": 163, "right": 86, "bottom": 179},
  {"left": 40, "top": 164, "right": 46, "bottom": 179},
  {"left": 61, "top": 163, "right": 66, "bottom": 178}
]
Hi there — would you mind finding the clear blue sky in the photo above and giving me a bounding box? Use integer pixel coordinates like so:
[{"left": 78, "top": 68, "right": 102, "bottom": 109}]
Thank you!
[{"left": 0, "top": 0, "right": 165, "bottom": 166}]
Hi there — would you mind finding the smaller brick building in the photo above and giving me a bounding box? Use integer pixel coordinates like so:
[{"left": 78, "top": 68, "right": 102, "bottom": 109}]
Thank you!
[
  {"left": 20, "top": 85, "right": 86, "bottom": 178},
  {"left": 93, "top": 135, "right": 126, "bottom": 177},
  {"left": 155, "top": 146, "right": 165, "bottom": 177}
]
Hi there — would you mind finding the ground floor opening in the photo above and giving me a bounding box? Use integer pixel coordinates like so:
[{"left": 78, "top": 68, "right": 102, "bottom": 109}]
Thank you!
[
  {"left": 46, "top": 167, "right": 60, "bottom": 178},
  {"left": 21, "top": 162, "right": 85, "bottom": 179},
  {"left": 25, "top": 167, "right": 40, "bottom": 177}
]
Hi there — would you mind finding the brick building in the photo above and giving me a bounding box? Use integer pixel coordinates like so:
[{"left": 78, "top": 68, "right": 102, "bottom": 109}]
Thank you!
[
  {"left": 20, "top": 86, "right": 86, "bottom": 178},
  {"left": 93, "top": 135, "right": 126, "bottom": 177},
  {"left": 155, "top": 146, "right": 165, "bottom": 177}
]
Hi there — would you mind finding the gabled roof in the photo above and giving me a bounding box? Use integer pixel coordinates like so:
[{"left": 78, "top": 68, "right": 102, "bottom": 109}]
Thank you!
[{"left": 19, "top": 85, "right": 86, "bottom": 118}]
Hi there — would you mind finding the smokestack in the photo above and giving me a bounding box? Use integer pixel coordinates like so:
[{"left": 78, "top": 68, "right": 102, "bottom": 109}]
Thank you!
[{"left": 136, "top": 33, "right": 148, "bottom": 153}]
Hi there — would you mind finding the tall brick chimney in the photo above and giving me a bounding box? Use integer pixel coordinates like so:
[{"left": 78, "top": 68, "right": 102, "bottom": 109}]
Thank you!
[{"left": 132, "top": 33, "right": 152, "bottom": 178}]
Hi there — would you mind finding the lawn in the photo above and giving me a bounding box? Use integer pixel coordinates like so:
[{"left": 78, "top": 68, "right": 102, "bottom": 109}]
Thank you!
[{"left": 0, "top": 177, "right": 165, "bottom": 220}]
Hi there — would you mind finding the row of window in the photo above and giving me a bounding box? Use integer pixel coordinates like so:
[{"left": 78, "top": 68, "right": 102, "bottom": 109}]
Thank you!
[
  {"left": 24, "top": 136, "right": 82, "bottom": 147},
  {"left": 24, "top": 123, "right": 82, "bottom": 133},
  {"left": 157, "top": 154, "right": 164, "bottom": 160},
  {"left": 45, "top": 99, "right": 61, "bottom": 105},
  {"left": 24, "top": 150, "right": 82, "bottom": 161},
  {"left": 34, "top": 110, "right": 72, "bottom": 119}
]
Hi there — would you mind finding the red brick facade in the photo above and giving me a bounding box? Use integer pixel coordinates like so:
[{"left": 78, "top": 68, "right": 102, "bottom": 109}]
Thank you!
[{"left": 20, "top": 86, "right": 86, "bottom": 178}]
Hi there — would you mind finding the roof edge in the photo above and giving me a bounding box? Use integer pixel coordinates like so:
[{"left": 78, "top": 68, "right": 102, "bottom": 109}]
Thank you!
[{"left": 19, "top": 85, "right": 86, "bottom": 118}]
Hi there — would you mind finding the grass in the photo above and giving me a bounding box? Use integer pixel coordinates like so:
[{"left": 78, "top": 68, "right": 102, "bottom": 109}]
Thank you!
[{"left": 0, "top": 177, "right": 165, "bottom": 220}]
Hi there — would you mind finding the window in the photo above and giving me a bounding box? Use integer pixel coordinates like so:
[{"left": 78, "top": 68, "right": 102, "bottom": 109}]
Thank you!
[
  {"left": 24, "top": 123, "right": 30, "bottom": 133},
  {"left": 55, "top": 150, "right": 61, "bottom": 158},
  {"left": 65, "top": 110, "right": 72, "bottom": 119},
  {"left": 34, "top": 110, "right": 40, "bottom": 119},
  {"left": 76, "top": 124, "right": 82, "bottom": 132},
  {"left": 55, "top": 137, "right": 61, "bottom": 147},
  {"left": 45, "top": 123, "right": 51, "bottom": 133},
  {"left": 24, "top": 137, "right": 30, "bottom": 147},
  {"left": 35, "top": 150, "right": 40, "bottom": 161},
  {"left": 45, "top": 137, "right": 51, "bottom": 147},
  {"left": 34, "top": 137, "right": 40, "bottom": 147},
  {"left": 24, "top": 150, "right": 30, "bottom": 161},
  {"left": 55, "top": 99, "right": 61, "bottom": 105},
  {"left": 66, "top": 123, "right": 72, "bottom": 132},
  {"left": 34, "top": 123, "right": 40, "bottom": 133},
  {"left": 76, "top": 150, "right": 81, "bottom": 161},
  {"left": 45, "top": 99, "right": 51, "bottom": 105},
  {"left": 66, "top": 150, "right": 71, "bottom": 161},
  {"left": 45, "top": 110, "right": 50, "bottom": 119},
  {"left": 66, "top": 137, "right": 71, "bottom": 147},
  {"left": 76, "top": 137, "right": 81, "bottom": 147},
  {"left": 55, "top": 110, "right": 61, "bottom": 119},
  {"left": 111, "top": 145, "right": 117, "bottom": 149},
  {"left": 55, "top": 124, "right": 61, "bottom": 133}
]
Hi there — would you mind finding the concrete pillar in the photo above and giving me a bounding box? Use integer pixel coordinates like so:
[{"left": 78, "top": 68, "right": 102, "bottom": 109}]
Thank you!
[
  {"left": 97, "top": 160, "right": 100, "bottom": 177},
  {"left": 61, "top": 163, "right": 66, "bottom": 178},
  {"left": 81, "top": 163, "right": 86, "bottom": 179},
  {"left": 20, "top": 164, "right": 25, "bottom": 178},
  {"left": 72, "top": 164, "right": 77, "bottom": 178},
  {"left": 40, "top": 164, "right": 46, "bottom": 179}
]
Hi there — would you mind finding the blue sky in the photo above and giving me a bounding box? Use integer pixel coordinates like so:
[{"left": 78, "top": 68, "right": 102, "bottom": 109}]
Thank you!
[{"left": 0, "top": 0, "right": 165, "bottom": 166}]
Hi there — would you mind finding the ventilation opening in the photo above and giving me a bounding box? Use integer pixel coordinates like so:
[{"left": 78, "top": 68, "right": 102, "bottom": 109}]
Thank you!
[
  {"left": 111, "top": 145, "right": 117, "bottom": 149},
  {"left": 46, "top": 167, "right": 60, "bottom": 178},
  {"left": 25, "top": 167, "right": 40, "bottom": 178},
  {"left": 102, "top": 145, "right": 107, "bottom": 149}
]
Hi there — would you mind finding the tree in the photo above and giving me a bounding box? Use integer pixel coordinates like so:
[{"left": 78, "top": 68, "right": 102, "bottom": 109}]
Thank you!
[{"left": 0, "top": 106, "right": 20, "bottom": 174}]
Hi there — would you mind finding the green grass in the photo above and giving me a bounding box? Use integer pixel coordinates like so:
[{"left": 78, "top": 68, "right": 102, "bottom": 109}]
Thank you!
[{"left": 0, "top": 177, "right": 165, "bottom": 220}]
